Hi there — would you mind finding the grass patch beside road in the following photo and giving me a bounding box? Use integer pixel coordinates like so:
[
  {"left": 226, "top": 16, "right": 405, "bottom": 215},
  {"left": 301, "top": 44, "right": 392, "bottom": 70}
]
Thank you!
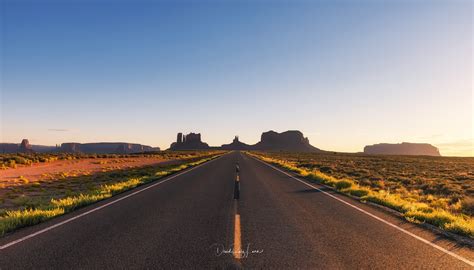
[
  {"left": 0, "top": 208, "right": 66, "bottom": 237},
  {"left": 0, "top": 152, "right": 223, "bottom": 237},
  {"left": 248, "top": 151, "right": 474, "bottom": 238}
]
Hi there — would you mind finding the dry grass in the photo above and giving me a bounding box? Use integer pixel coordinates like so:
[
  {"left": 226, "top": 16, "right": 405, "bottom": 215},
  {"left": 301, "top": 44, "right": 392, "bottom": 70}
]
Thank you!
[
  {"left": 248, "top": 151, "right": 474, "bottom": 238},
  {"left": 0, "top": 208, "right": 65, "bottom": 236}
]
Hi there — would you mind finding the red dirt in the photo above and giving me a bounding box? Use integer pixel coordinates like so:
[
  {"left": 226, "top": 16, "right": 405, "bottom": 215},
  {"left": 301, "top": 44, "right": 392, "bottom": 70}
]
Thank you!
[{"left": 0, "top": 157, "right": 171, "bottom": 187}]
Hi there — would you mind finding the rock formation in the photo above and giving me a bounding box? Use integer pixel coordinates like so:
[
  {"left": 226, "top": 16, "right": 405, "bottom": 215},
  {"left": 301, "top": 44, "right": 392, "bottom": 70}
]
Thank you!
[
  {"left": 215, "top": 131, "right": 322, "bottom": 152},
  {"left": 177, "top": 133, "right": 183, "bottom": 144},
  {"left": 169, "top": 132, "right": 210, "bottom": 150},
  {"left": 220, "top": 136, "right": 252, "bottom": 150},
  {"left": 0, "top": 139, "right": 35, "bottom": 153},
  {"left": 184, "top": 133, "right": 202, "bottom": 144},
  {"left": 363, "top": 142, "right": 441, "bottom": 156},
  {"left": 60, "top": 143, "right": 82, "bottom": 153},
  {"left": 253, "top": 130, "right": 322, "bottom": 152},
  {"left": 19, "top": 139, "right": 33, "bottom": 153}
]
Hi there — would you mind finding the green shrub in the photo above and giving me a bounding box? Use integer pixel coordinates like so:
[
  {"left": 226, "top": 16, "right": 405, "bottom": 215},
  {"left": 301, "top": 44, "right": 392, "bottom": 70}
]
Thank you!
[
  {"left": 461, "top": 197, "right": 474, "bottom": 215},
  {"left": 8, "top": 160, "right": 17, "bottom": 168},
  {"left": 307, "top": 171, "right": 338, "bottom": 186},
  {"left": 405, "top": 209, "right": 457, "bottom": 228},
  {"left": 51, "top": 194, "right": 111, "bottom": 211},
  {"left": 347, "top": 188, "right": 370, "bottom": 197},
  {"left": 155, "top": 171, "right": 171, "bottom": 177},
  {"left": 14, "top": 157, "right": 30, "bottom": 165},
  {"left": 362, "top": 193, "right": 409, "bottom": 213},
  {"left": 102, "top": 178, "right": 143, "bottom": 195},
  {"left": 444, "top": 218, "right": 474, "bottom": 237},
  {"left": 335, "top": 180, "right": 353, "bottom": 190}
]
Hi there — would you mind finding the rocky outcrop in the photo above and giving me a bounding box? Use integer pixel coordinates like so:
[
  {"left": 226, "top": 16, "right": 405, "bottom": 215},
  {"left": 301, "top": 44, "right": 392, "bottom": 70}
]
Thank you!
[
  {"left": 177, "top": 133, "right": 184, "bottom": 144},
  {"left": 253, "top": 130, "right": 322, "bottom": 152},
  {"left": 60, "top": 142, "right": 156, "bottom": 154},
  {"left": 215, "top": 131, "right": 322, "bottom": 152},
  {"left": 19, "top": 139, "right": 33, "bottom": 153},
  {"left": 363, "top": 142, "right": 441, "bottom": 156},
  {"left": 220, "top": 136, "right": 252, "bottom": 150},
  {"left": 169, "top": 132, "right": 210, "bottom": 150},
  {"left": 184, "top": 133, "right": 202, "bottom": 144},
  {"left": 60, "top": 143, "right": 82, "bottom": 153}
]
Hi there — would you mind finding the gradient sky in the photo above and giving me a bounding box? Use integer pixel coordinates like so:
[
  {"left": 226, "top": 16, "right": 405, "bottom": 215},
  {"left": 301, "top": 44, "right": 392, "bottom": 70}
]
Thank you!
[{"left": 1, "top": 0, "right": 472, "bottom": 156}]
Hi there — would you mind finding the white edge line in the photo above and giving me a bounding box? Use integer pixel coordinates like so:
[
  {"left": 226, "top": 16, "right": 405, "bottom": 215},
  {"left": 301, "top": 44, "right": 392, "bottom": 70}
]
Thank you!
[
  {"left": 0, "top": 154, "right": 226, "bottom": 250},
  {"left": 250, "top": 155, "right": 474, "bottom": 267}
]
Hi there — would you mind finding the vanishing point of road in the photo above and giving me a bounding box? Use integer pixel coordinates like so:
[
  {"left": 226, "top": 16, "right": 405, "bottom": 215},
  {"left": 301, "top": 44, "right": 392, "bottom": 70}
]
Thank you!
[{"left": 0, "top": 151, "right": 473, "bottom": 269}]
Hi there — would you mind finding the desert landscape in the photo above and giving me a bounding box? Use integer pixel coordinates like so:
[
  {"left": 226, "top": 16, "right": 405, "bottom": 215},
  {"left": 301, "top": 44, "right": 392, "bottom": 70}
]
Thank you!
[
  {"left": 1, "top": 1, "right": 472, "bottom": 268},
  {"left": 1, "top": 131, "right": 472, "bottom": 239}
]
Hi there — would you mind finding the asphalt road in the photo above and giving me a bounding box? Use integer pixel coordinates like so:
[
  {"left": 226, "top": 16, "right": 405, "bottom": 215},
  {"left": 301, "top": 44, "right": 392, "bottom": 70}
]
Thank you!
[{"left": 0, "top": 151, "right": 473, "bottom": 269}]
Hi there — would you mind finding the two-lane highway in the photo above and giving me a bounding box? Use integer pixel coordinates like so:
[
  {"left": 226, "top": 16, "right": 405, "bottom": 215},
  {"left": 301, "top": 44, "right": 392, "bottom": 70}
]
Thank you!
[{"left": 0, "top": 151, "right": 473, "bottom": 269}]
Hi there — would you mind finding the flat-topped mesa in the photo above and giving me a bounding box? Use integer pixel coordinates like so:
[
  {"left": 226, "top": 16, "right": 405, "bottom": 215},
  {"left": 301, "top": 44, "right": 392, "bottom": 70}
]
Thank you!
[
  {"left": 61, "top": 143, "right": 81, "bottom": 153},
  {"left": 169, "top": 132, "right": 210, "bottom": 150},
  {"left": 0, "top": 143, "right": 21, "bottom": 153},
  {"left": 60, "top": 142, "right": 156, "bottom": 154},
  {"left": 364, "top": 142, "right": 441, "bottom": 156},
  {"left": 253, "top": 130, "right": 322, "bottom": 152}
]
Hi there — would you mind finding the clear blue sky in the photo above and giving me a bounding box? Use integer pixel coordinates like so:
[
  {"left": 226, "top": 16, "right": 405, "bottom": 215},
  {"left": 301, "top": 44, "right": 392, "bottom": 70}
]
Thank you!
[{"left": 1, "top": 0, "right": 472, "bottom": 156}]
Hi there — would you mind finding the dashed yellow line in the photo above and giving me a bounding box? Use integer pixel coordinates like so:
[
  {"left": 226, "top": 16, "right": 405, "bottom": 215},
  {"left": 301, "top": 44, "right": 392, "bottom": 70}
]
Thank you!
[{"left": 233, "top": 214, "right": 242, "bottom": 259}]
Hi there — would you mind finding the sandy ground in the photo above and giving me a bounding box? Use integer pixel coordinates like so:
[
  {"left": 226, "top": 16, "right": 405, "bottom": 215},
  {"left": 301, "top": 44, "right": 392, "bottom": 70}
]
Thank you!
[{"left": 0, "top": 157, "right": 171, "bottom": 186}]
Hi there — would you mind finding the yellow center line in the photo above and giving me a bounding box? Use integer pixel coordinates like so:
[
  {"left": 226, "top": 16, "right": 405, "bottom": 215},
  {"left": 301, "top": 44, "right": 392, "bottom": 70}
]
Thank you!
[{"left": 233, "top": 214, "right": 242, "bottom": 259}]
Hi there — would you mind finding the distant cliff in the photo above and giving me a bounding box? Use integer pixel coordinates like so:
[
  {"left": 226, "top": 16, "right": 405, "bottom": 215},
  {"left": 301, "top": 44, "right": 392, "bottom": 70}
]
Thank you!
[
  {"left": 0, "top": 143, "right": 21, "bottom": 153},
  {"left": 0, "top": 139, "right": 157, "bottom": 154},
  {"left": 31, "top": 145, "right": 58, "bottom": 152},
  {"left": 60, "top": 142, "right": 157, "bottom": 154},
  {"left": 364, "top": 142, "right": 441, "bottom": 156}
]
